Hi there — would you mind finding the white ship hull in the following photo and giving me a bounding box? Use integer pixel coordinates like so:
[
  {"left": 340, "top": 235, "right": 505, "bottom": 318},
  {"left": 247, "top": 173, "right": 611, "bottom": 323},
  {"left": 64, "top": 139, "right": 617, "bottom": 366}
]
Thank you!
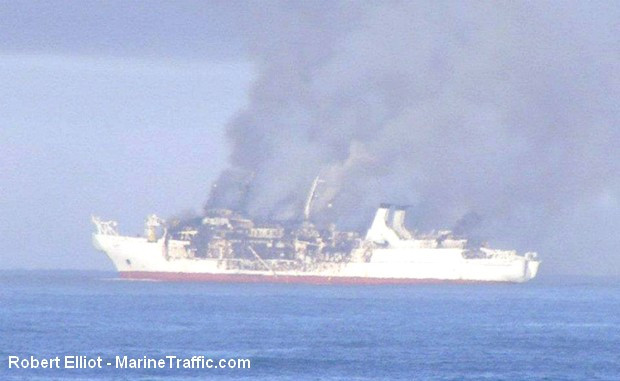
[{"left": 93, "top": 233, "right": 540, "bottom": 284}]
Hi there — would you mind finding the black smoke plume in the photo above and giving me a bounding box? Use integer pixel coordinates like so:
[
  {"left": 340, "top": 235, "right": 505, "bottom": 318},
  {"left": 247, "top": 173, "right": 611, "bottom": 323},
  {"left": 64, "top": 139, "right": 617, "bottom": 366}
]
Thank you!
[{"left": 206, "top": 1, "right": 620, "bottom": 274}]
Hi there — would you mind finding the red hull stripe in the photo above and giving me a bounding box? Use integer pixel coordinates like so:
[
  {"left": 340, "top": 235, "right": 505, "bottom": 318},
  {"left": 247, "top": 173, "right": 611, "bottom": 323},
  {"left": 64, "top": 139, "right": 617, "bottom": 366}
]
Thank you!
[{"left": 119, "top": 271, "right": 504, "bottom": 284}]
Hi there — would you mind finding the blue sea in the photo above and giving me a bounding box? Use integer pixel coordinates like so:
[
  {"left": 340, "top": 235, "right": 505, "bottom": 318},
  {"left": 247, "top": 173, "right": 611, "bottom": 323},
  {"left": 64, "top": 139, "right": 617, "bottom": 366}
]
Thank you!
[{"left": 1, "top": 271, "right": 619, "bottom": 380}]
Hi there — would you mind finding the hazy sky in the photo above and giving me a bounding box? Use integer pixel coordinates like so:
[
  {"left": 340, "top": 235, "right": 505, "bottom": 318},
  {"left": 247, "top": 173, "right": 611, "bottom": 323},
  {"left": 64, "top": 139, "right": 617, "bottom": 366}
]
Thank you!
[
  {"left": 1, "top": 1, "right": 618, "bottom": 275},
  {"left": 0, "top": 2, "right": 253, "bottom": 269}
]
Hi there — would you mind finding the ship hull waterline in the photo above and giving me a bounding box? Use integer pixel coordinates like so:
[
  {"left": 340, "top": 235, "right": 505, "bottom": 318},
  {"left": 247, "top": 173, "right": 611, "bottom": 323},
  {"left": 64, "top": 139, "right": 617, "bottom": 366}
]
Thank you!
[
  {"left": 93, "top": 233, "right": 539, "bottom": 285},
  {"left": 119, "top": 271, "right": 515, "bottom": 284}
]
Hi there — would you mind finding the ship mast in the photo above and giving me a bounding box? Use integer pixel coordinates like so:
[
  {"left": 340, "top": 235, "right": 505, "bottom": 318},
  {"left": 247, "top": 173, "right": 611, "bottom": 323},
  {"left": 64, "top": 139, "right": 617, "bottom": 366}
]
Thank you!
[{"left": 303, "top": 175, "right": 323, "bottom": 221}]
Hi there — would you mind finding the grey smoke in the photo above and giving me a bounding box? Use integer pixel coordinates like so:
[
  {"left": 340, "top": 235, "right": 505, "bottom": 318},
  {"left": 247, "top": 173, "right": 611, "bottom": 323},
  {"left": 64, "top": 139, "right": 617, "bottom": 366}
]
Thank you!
[
  {"left": 205, "top": 169, "right": 253, "bottom": 212},
  {"left": 452, "top": 212, "right": 483, "bottom": 237},
  {"left": 210, "top": 1, "right": 620, "bottom": 274}
]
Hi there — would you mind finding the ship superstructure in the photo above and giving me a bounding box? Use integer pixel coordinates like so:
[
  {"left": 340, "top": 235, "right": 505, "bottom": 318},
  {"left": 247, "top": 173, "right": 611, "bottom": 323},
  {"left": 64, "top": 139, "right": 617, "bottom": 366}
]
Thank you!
[{"left": 92, "top": 203, "right": 540, "bottom": 283}]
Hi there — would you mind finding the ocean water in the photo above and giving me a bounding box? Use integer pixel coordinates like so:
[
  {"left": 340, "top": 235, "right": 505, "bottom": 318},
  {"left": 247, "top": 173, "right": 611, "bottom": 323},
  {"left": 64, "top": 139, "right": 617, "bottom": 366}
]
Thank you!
[{"left": 1, "top": 271, "right": 619, "bottom": 380}]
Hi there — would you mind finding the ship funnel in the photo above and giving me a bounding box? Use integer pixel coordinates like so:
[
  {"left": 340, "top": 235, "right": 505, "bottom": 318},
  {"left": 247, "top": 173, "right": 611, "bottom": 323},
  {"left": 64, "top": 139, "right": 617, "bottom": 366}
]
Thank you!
[
  {"left": 389, "top": 205, "right": 412, "bottom": 240},
  {"left": 365, "top": 204, "right": 401, "bottom": 245}
]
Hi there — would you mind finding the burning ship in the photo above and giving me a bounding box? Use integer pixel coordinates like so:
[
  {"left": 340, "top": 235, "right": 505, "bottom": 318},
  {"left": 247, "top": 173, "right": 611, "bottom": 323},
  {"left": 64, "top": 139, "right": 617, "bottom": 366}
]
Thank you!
[{"left": 92, "top": 180, "right": 540, "bottom": 283}]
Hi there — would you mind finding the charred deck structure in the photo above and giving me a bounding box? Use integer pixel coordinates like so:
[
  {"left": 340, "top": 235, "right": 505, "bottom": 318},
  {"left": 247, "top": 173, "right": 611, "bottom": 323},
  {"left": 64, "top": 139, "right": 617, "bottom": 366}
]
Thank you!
[{"left": 92, "top": 203, "right": 540, "bottom": 283}]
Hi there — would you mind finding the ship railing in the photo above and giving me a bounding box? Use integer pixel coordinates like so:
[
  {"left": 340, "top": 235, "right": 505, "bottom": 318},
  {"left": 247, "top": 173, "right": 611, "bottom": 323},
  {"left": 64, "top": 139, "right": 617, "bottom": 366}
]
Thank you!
[{"left": 91, "top": 215, "right": 119, "bottom": 236}]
